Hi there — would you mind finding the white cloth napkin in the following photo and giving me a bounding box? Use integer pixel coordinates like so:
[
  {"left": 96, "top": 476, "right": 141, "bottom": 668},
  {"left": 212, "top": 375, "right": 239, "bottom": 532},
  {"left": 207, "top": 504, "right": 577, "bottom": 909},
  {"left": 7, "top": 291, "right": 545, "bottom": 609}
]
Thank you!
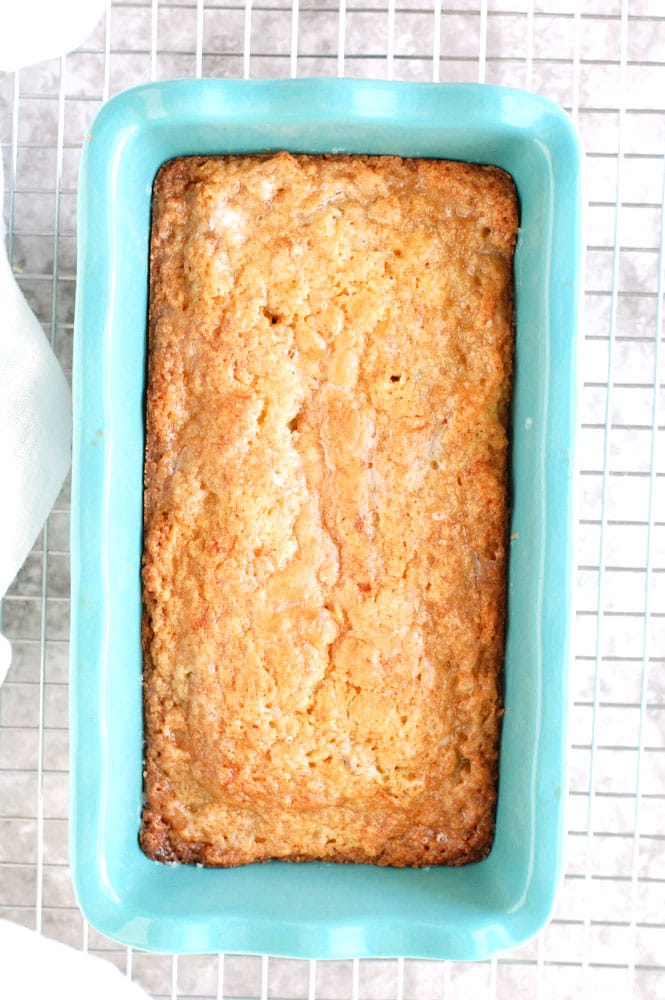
[
  {"left": 0, "top": 0, "right": 107, "bottom": 72},
  {"left": 0, "top": 0, "right": 108, "bottom": 687},
  {"left": 0, "top": 920, "right": 149, "bottom": 999},
  {"left": 0, "top": 153, "right": 72, "bottom": 682}
]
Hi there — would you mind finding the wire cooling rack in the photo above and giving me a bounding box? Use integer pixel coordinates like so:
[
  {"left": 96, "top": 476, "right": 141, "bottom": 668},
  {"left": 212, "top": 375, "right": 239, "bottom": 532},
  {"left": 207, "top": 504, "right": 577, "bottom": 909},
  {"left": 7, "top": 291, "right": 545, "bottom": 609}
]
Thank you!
[{"left": 1, "top": 2, "right": 663, "bottom": 998}]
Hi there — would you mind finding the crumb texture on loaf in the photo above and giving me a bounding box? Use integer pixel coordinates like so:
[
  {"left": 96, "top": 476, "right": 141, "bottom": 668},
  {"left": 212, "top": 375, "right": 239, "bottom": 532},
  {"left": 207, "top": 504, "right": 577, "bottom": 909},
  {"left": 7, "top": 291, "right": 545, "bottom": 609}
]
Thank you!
[{"left": 141, "top": 152, "right": 517, "bottom": 867}]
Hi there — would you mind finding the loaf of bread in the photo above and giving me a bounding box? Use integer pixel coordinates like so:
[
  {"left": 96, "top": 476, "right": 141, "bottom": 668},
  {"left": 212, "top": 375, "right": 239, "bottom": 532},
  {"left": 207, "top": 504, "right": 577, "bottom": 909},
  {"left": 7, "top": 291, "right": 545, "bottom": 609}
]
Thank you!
[{"left": 140, "top": 152, "right": 517, "bottom": 867}]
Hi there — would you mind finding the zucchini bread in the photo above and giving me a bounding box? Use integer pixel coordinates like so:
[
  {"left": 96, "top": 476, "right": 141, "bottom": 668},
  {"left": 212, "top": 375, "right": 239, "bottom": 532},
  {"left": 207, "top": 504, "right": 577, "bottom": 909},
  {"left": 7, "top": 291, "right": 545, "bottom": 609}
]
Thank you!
[{"left": 140, "top": 152, "right": 518, "bottom": 867}]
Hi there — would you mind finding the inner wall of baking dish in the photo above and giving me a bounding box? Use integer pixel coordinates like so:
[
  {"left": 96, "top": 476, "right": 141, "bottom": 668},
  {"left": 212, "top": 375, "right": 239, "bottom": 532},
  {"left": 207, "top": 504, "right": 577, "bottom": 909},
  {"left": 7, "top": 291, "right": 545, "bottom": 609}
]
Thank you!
[{"left": 72, "top": 81, "right": 575, "bottom": 957}]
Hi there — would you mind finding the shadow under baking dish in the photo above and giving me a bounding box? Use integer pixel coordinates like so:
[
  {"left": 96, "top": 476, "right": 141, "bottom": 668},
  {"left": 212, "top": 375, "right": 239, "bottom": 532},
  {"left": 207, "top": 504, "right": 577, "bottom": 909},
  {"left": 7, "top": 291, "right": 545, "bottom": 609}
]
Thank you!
[{"left": 71, "top": 78, "right": 582, "bottom": 960}]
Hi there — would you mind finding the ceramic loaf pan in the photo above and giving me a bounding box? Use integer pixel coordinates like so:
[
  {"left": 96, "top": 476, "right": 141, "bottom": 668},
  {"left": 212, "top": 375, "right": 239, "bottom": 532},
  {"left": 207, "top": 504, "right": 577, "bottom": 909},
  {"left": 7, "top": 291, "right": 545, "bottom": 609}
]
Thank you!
[{"left": 70, "top": 78, "right": 582, "bottom": 959}]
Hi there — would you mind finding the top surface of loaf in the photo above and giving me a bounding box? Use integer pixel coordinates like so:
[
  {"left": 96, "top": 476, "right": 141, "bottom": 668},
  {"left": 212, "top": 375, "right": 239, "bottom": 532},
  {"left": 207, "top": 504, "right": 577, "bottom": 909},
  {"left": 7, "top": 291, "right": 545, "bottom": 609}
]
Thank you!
[{"left": 141, "top": 152, "right": 518, "bottom": 868}]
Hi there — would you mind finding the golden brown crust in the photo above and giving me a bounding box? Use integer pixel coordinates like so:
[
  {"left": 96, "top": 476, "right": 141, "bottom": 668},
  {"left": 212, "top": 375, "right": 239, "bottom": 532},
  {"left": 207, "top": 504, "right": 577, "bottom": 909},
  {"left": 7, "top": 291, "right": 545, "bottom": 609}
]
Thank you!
[{"left": 140, "top": 153, "right": 517, "bottom": 868}]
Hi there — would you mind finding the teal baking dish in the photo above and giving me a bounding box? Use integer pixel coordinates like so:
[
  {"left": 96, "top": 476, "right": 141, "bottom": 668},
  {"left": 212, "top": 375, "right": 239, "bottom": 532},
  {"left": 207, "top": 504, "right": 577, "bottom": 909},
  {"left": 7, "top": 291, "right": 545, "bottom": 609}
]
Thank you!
[{"left": 70, "top": 78, "right": 581, "bottom": 960}]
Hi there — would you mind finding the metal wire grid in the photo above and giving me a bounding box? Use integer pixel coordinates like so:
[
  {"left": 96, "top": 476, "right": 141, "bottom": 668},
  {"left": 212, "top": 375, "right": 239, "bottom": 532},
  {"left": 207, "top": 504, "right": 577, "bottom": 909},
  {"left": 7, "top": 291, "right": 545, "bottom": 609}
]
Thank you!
[{"left": 0, "top": 1, "right": 663, "bottom": 998}]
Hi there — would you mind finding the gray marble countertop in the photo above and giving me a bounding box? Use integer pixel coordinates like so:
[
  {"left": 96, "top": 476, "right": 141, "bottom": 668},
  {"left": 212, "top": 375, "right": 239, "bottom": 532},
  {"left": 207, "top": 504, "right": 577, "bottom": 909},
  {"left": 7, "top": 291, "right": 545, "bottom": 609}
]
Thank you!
[{"left": 1, "top": 3, "right": 664, "bottom": 998}]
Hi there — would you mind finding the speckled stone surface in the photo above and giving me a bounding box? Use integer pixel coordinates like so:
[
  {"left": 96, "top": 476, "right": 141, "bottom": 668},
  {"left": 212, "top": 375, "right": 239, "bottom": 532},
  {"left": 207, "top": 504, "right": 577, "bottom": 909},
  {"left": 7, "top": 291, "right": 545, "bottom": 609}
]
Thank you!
[{"left": 1, "top": 3, "right": 664, "bottom": 998}]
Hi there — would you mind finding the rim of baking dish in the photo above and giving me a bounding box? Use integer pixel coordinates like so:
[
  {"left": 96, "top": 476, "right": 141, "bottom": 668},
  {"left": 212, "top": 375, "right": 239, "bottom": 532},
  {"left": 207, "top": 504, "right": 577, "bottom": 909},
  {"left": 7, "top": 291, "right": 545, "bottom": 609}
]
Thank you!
[{"left": 70, "top": 77, "right": 582, "bottom": 960}]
